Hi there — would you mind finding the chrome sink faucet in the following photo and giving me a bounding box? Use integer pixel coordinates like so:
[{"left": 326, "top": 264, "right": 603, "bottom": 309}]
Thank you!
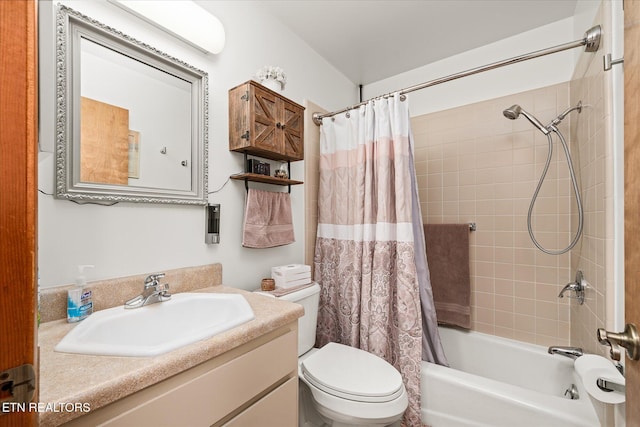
[
  {"left": 124, "top": 273, "right": 171, "bottom": 309},
  {"left": 548, "top": 346, "right": 583, "bottom": 359}
]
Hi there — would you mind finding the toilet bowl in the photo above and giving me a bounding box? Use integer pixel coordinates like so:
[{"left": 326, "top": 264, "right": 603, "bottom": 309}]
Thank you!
[
  {"left": 299, "top": 343, "right": 408, "bottom": 426},
  {"left": 270, "top": 283, "right": 408, "bottom": 427}
]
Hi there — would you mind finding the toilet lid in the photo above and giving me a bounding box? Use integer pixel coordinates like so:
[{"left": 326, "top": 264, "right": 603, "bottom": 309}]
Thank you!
[{"left": 301, "top": 342, "right": 404, "bottom": 403}]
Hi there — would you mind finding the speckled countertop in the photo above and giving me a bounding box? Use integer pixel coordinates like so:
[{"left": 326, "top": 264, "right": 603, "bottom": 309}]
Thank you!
[{"left": 37, "top": 286, "right": 303, "bottom": 426}]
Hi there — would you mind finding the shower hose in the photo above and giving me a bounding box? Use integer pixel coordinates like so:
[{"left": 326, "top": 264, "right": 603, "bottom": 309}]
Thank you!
[{"left": 527, "top": 125, "right": 583, "bottom": 255}]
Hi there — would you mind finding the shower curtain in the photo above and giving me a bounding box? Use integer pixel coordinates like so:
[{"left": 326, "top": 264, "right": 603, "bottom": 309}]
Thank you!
[{"left": 314, "top": 94, "right": 446, "bottom": 427}]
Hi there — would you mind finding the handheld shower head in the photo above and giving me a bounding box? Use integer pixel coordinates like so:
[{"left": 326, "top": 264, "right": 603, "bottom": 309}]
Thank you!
[
  {"left": 550, "top": 101, "right": 583, "bottom": 127},
  {"left": 557, "top": 102, "right": 582, "bottom": 120},
  {"left": 502, "top": 104, "right": 550, "bottom": 135},
  {"left": 503, "top": 105, "right": 521, "bottom": 120}
]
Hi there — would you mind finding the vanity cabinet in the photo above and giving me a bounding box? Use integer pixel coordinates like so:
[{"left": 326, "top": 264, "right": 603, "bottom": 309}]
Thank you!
[
  {"left": 229, "top": 80, "right": 304, "bottom": 162},
  {"left": 62, "top": 323, "right": 298, "bottom": 426}
]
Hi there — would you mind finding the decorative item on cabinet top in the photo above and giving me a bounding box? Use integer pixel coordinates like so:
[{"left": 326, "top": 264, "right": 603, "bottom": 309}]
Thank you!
[
  {"left": 255, "top": 65, "right": 287, "bottom": 92},
  {"left": 229, "top": 80, "right": 304, "bottom": 192}
]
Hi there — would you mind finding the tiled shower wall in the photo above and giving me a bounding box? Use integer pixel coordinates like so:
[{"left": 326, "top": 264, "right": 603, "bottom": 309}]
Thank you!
[
  {"left": 569, "top": 3, "right": 613, "bottom": 357},
  {"left": 411, "top": 83, "right": 574, "bottom": 346}
]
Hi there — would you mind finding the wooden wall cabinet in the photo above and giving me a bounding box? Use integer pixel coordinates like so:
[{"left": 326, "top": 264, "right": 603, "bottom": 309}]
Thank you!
[{"left": 229, "top": 80, "right": 304, "bottom": 162}]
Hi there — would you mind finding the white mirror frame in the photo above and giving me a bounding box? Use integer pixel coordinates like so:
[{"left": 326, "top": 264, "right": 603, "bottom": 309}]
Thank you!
[{"left": 55, "top": 5, "right": 208, "bottom": 205}]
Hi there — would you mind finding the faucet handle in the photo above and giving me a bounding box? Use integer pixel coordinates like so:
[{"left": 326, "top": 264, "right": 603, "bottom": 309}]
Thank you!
[
  {"left": 558, "top": 270, "right": 586, "bottom": 305},
  {"left": 144, "top": 273, "right": 166, "bottom": 288}
]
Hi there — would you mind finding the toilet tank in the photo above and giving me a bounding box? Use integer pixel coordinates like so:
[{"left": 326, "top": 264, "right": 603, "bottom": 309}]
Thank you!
[{"left": 278, "top": 283, "right": 320, "bottom": 356}]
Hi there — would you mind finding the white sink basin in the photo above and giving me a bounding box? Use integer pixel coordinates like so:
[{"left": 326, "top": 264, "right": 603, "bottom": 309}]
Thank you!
[{"left": 55, "top": 293, "right": 255, "bottom": 357}]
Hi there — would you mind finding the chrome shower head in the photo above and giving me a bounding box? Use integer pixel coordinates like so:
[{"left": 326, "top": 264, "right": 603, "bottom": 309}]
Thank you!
[{"left": 502, "top": 104, "right": 550, "bottom": 135}]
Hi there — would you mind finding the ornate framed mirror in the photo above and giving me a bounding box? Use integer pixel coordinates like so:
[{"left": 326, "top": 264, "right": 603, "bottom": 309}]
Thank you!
[{"left": 55, "top": 5, "right": 208, "bottom": 205}]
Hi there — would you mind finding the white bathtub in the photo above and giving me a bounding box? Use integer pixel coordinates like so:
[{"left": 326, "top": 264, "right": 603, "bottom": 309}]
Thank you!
[{"left": 422, "top": 327, "right": 601, "bottom": 427}]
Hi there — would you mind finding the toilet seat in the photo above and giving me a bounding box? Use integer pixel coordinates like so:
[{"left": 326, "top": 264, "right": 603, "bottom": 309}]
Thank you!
[{"left": 301, "top": 342, "right": 404, "bottom": 403}]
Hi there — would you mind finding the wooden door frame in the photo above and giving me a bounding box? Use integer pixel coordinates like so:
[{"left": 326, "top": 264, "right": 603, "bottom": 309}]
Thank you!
[
  {"left": 0, "top": 0, "right": 38, "bottom": 425},
  {"left": 625, "top": 0, "right": 640, "bottom": 425}
]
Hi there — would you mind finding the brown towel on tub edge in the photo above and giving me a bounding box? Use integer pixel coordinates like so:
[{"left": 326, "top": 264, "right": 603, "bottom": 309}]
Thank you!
[{"left": 424, "top": 224, "right": 471, "bottom": 329}]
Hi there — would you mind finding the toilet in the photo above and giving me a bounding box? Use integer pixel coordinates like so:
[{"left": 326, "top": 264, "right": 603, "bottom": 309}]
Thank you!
[{"left": 275, "top": 283, "right": 408, "bottom": 427}]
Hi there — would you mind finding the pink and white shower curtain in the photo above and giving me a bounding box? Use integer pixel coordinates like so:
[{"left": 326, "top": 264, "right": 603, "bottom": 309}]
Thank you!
[{"left": 314, "top": 94, "right": 446, "bottom": 427}]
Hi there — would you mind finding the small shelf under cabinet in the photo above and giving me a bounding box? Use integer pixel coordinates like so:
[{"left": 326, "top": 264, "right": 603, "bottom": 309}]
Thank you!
[{"left": 230, "top": 173, "right": 303, "bottom": 187}]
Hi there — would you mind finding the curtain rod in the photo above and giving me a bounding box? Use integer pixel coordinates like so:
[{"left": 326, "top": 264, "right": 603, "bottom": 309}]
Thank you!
[{"left": 312, "top": 25, "right": 601, "bottom": 126}]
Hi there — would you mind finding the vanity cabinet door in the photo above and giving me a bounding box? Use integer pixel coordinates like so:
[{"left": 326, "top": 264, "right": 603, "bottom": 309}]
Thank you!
[
  {"left": 61, "top": 324, "right": 298, "bottom": 427},
  {"left": 223, "top": 377, "right": 297, "bottom": 427}
]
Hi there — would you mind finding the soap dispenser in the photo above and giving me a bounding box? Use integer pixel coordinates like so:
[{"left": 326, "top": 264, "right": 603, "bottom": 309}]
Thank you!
[{"left": 67, "top": 265, "right": 94, "bottom": 323}]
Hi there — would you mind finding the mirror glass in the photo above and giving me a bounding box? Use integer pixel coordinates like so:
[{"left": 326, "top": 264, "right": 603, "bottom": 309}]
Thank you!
[{"left": 56, "top": 5, "right": 208, "bottom": 204}]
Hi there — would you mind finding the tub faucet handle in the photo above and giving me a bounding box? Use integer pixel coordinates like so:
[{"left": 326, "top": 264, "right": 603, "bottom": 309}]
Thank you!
[{"left": 558, "top": 270, "right": 586, "bottom": 305}]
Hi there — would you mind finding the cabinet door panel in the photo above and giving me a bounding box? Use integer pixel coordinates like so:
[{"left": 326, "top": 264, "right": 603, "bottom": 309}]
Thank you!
[
  {"left": 281, "top": 100, "right": 304, "bottom": 160},
  {"left": 253, "top": 87, "right": 279, "bottom": 153},
  {"left": 68, "top": 328, "right": 298, "bottom": 427},
  {"left": 223, "top": 377, "right": 297, "bottom": 427}
]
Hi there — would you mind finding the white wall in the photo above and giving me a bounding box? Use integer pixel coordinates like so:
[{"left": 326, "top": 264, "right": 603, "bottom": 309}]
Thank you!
[
  {"left": 38, "top": 0, "right": 605, "bottom": 289},
  {"left": 38, "top": 0, "right": 356, "bottom": 288},
  {"left": 362, "top": 17, "right": 581, "bottom": 117}
]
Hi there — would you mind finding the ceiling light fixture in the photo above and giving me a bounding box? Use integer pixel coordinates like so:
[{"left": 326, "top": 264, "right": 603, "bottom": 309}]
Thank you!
[{"left": 109, "top": 0, "right": 225, "bottom": 54}]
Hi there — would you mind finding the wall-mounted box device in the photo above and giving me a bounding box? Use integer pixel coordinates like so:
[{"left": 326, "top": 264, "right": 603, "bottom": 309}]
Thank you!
[{"left": 206, "top": 204, "right": 220, "bottom": 244}]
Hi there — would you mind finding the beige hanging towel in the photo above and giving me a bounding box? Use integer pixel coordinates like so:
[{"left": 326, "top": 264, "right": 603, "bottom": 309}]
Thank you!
[
  {"left": 424, "top": 223, "right": 471, "bottom": 329},
  {"left": 242, "top": 188, "right": 295, "bottom": 248}
]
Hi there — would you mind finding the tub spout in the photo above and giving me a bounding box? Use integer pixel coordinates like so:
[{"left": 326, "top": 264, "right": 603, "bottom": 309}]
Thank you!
[{"left": 548, "top": 346, "right": 583, "bottom": 359}]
